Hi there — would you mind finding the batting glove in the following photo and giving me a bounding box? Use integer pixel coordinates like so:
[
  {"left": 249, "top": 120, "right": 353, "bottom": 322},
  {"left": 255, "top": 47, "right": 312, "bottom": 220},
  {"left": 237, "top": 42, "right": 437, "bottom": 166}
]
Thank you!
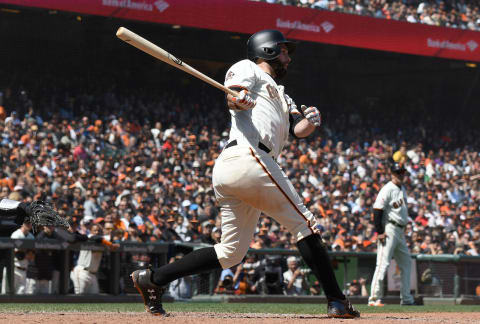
[
  {"left": 301, "top": 105, "right": 321, "bottom": 127},
  {"left": 231, "top": 90, "right": 256, "bottom": 110}
]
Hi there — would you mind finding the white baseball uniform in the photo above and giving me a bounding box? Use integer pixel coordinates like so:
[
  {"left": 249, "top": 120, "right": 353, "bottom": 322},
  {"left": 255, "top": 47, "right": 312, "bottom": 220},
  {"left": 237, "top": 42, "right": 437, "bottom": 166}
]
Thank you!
[
  {"left": 1, "top": 228, "right": 34, "bottom": 294},
  {"left": 212, "top": 59, "right": 319, "bottom": 269},
  {"left": 70, "top": 243, "right": 103, "bottom": 294},
  {"left": 369, "top": 181, "right": 414, "bottom": 304}
]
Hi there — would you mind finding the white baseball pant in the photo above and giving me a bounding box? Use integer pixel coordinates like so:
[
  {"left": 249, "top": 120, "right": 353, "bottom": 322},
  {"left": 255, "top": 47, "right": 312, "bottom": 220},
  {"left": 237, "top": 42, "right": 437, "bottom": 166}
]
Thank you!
[
  {"left": 70, "top": 265, "right": 99, "bottom": 294},
  {"left": 212, "top": 145, "right": 318, "bottom": 269},
  {"left": 26, "top": 278, "right": 52, "bottom": 294},
  {"left": 369, "top": 223, "right": 414, "bottom": 304},
  {"left": 1, "top": 266, "right": 27, "bottom": 294}
]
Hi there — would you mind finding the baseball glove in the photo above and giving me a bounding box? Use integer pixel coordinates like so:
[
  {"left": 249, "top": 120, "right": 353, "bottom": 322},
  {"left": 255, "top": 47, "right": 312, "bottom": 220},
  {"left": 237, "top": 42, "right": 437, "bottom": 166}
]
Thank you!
[{"left": 25, "top": 200, "right": 70, "bottom": 233}]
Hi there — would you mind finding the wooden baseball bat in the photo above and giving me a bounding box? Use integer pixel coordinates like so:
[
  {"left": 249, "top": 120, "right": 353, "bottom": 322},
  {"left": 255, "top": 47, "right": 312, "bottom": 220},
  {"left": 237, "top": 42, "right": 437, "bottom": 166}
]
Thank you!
[{"left": 116, "top": 27, "right": 239, "bottom": 97}]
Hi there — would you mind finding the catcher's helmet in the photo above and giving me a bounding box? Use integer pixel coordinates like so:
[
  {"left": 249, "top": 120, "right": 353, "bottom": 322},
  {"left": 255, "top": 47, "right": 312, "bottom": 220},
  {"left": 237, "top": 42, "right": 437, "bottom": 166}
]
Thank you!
[
  {"left": 390, "top": 161, "right": 406, "bottom": 174},
  {"left": 247, "top": 29, "right": 296, "bottom": 62}
]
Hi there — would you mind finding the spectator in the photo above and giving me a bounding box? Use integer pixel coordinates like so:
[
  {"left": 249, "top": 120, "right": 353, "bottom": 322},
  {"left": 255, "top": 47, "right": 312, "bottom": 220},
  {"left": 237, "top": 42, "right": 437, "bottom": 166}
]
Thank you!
[
  {"left": 345, "top": 278, "right": 368, "bottom": 296},
  {"left": 168, "top": 253, "right": 192, "bottom": 300},
  {"left": 260, "top": 0, "right": 480, "bottom": 31},
  {"left": 310, "top": 280, "right": 323, "bottom": 295},
  {"left": 214, "top": 267, "right": 238, "bottom": 295},
  {"left": 0, "top": 67, "right": 478, "bottom": 259},
  {"left": 283, "top": 256, "right": 309, "bottom": 295}
]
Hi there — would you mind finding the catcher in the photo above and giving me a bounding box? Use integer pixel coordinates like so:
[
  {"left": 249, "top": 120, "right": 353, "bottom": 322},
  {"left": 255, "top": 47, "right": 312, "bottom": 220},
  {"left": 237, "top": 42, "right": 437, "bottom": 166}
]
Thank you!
[{"left": 0, "top": 198, "right": 70, "bottom": 233}]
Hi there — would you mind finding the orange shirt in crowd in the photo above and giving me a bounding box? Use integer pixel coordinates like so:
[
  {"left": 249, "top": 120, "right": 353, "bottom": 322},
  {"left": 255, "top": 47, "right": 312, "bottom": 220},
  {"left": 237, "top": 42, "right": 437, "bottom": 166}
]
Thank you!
[
  {"left": 114, "top": 219, "right": 126, "bottom": 231},
  {"left": 0, "top": 178, "right": 14, "bottom": 191}
]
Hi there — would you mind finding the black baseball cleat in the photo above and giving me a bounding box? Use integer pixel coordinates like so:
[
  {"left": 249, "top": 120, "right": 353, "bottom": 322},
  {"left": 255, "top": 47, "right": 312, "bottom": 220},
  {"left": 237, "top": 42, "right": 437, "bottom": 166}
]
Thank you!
[
  {"left": 131, "top": 268, "right": 167, "bottom": 316},
  {"left": 327, "top": 297, "right": 361, "bottom": 318}
]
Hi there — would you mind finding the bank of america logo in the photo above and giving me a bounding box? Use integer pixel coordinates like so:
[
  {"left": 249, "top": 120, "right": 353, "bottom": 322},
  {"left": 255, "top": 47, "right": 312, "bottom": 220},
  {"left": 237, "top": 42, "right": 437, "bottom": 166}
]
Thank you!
[
  {"left": 321, "top": 21, "right": 334, "bottom": 33},
  {"left": 154, "top": 0, "right": 169, "bottom": 12},
  {"left": 466, "top": 40, "right": 478, "bottom": 52}
]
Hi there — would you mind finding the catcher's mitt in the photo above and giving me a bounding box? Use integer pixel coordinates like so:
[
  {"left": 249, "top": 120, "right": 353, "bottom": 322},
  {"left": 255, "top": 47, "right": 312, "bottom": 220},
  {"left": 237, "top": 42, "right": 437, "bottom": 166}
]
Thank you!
[{"left": 26, "top": 200, "right": 70, "bottom": 233}]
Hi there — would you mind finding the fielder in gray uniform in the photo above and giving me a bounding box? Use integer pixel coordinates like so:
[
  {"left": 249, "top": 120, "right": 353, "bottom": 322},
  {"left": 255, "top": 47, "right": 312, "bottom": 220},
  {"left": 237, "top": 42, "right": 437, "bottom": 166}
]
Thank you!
[
  {"left": 368, "top": 161, "right": 415, "bottom": 306},
  {"left": 131, "top": 29, "right": 359, "bottom": 318}
]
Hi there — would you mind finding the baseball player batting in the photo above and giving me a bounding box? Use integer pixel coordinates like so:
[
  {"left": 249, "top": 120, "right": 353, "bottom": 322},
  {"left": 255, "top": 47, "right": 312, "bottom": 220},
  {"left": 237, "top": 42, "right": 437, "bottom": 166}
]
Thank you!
[
  {"left": 368, "top": 161, "right": 416, "bottom": 306},
  {"left": 131, "top": 29, "right": 359, "bottom": 318}
]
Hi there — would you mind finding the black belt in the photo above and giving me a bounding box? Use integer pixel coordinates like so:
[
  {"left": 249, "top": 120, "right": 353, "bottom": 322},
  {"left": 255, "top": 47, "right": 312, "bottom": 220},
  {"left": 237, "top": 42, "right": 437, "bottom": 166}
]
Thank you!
[
  {"left": 224, "top": 140, "right": 271, "bottom": 154},
  {"left": 15, "top": 266, "right": 26, "bottom": 271},
  {"left": 388, "top": 220, "right": 405, "bottom": 229}
]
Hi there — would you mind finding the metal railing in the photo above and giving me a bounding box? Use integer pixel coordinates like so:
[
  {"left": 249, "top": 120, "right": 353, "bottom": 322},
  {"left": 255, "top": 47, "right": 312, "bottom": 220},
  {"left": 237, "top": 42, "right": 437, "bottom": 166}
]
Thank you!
[
  {"left": 1, "top": 239, "right": 479, "bottom": 298},
  {"left": 0, "top": 238, "right": 169, "bottom": 295}
]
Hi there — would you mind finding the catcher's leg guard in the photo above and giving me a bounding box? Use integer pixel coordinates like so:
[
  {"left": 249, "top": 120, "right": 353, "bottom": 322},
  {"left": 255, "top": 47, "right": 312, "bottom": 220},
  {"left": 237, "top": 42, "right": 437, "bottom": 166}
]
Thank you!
[{"left": 131, "top": 268, "right": 167, "bottom": 316}]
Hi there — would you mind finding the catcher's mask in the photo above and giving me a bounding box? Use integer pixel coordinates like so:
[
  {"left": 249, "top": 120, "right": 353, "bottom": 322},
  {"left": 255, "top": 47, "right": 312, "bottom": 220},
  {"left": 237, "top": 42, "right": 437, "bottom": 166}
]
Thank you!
[{"left": 247, "top": 29, "right": 296, "bottom": 62}]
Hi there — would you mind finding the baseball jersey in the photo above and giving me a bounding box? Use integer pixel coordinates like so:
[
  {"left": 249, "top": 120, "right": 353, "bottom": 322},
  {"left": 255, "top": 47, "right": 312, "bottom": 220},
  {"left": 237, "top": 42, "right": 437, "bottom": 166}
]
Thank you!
[
  {"left": 11, "top": 228, "right": 34, "bottom": 269},
  {"left": 373, "top": 181, "right": 408, "bottom": 226},
  {"left": 76, "top": 234, "right": 104, "bottom": 273},
  {"left": 224, "top": 59, "right": 291, "bottom": 159}
]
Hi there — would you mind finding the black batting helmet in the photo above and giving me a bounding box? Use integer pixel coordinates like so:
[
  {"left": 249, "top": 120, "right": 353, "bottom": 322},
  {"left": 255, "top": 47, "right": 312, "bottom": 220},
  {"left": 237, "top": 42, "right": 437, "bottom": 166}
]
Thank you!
[
  {"left": 247, "top": 29, "right": 296, "bottom": 62},
  {"left": 390, "top": 161, "right": 406, "bottom": 174}
]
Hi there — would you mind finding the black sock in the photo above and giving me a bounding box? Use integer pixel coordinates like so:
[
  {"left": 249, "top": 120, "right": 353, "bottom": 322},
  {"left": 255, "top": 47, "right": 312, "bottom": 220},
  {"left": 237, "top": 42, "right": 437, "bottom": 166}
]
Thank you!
[
  {"left": 151, "top": 247, "right": 222, "bottom": 287},
  {"left": 297, "top": 234, "right": 345, "bottom": 300}
]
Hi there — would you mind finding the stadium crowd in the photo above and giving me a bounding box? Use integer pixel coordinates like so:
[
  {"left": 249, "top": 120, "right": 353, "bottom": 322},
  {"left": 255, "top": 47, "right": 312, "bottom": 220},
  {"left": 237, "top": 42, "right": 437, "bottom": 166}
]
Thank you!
[
  {"left": 0, "top": 72, "right": 479, "bottom": 295},
  {"left": 1, "top": 76, "right": 478, "bottom": 257},
  {"left": 258, "top": 0, "right": 480, "bottom": 31}
]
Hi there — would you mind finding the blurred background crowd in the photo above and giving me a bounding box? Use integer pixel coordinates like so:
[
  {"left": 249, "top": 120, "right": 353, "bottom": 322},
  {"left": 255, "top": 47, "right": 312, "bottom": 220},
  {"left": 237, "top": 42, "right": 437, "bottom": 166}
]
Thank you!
[
  {"left": 257, "top": 0, "right": 480, "bottom": 31},
  {"left": 1, "top": 72, "right": 479, "bottom": 259}
]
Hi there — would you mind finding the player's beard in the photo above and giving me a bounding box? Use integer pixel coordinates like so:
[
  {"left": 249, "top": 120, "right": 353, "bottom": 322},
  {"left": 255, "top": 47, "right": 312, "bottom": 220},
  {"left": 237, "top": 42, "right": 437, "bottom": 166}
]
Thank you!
[{"left": 269, "top": 58, "right": 288, "bottom": 80}]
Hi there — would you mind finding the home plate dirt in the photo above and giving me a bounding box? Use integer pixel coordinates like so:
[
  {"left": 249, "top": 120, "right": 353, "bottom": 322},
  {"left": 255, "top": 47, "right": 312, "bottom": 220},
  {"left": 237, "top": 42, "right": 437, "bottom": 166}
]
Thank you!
[{"left": 0, "top": 312, "right": 478, "bottom": 324}]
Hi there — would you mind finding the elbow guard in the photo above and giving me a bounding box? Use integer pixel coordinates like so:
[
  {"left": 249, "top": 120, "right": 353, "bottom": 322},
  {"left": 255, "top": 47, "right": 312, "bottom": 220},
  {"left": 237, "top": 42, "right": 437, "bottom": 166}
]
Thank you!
[{"left": 0, "top": 198, "right": 25, "bottom": 225}]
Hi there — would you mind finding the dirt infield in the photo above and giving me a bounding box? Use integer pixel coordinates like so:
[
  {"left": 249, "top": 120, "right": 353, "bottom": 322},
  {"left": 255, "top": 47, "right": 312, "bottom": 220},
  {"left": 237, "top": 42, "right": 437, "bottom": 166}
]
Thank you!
[{"left": 0, "top": 312, "right": 479, "bottom": 324}]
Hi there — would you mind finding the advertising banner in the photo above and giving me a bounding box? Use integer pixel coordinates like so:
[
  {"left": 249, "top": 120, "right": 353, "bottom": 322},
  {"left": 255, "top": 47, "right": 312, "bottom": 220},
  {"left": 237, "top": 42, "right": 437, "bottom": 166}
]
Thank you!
[{"left": 1, "top": 0, "right": 479, "bottom": 61}]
